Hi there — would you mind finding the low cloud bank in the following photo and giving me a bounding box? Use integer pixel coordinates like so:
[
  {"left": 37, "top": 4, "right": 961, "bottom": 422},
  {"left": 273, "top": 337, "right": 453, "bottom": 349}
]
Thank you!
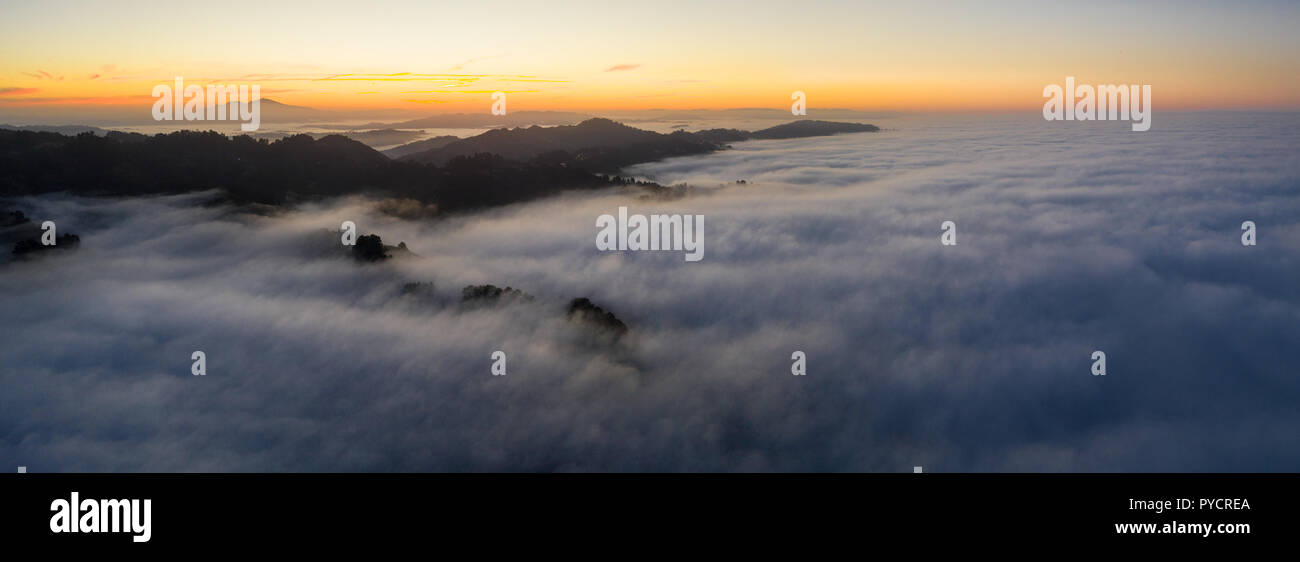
[{"left": 2, "top": 112, "right": 1298, "bottom": 471}]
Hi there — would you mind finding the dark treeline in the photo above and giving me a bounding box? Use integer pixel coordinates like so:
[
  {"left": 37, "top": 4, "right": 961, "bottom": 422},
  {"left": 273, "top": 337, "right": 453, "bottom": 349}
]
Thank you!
[
  {"left": 0, "top": 118, "right": 877, "bottom": 215},
  {"left": 0, "top": 129, "right": 615, "bottom": 214}
]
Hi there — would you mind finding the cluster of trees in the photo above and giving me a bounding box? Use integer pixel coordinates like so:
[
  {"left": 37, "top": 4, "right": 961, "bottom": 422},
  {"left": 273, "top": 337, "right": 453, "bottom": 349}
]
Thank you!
[
  {"left": 0, "top": 208, "right": 80, "bottom": 258},
  {"left": 12, "top": 233, "right": 79, "bottom": 256},
  {"left": 1, "top": 209, "right": 29, "bottom": 228},
  {"left": 460, "top": 284, "right": 535, "bottom": 304},
  {"left": 567, "top": 297, "right": 628, "bottom": 338},
  {"left": 455, "top": 287, "right": 629, "bottom": 337},
  {"left": 351, "top": 234, "right": 389, "bottom": 262}
]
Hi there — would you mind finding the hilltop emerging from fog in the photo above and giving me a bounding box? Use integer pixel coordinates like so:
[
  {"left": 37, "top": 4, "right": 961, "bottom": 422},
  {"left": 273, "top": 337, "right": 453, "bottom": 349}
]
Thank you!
[
  {"left": 0, "top": 118, "right": 878, "bottom": 214},
  {"left": 391, "top": 118, "right": 878, "bottom": 171}
]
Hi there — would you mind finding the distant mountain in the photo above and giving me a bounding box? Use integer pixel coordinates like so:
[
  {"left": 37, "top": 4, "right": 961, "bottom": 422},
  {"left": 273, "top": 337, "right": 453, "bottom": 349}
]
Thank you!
[
  {"left": 695, "top": 120, "right": 878, "bottom": 142},
  {"left": 399, "top": 118, "right": 718, "bottom": 172},
  {"left": 606, "top": 108, "right": 900, "bottom": 122},
  {"left": 140, "top": 98, "right": 327, "bottom": 126},
  {"left": 386, "top": 110, "right": 592, "bottom": 129},
  {"left": 294, "top": 134, "right": 394, "bottom": 166},
  {"left": 692, "top": 128, "right": 752, "bottom": 143},
  {"left": 0, "top": 118, "right": 878, "bottom": 218},
  {"left": 327, "top": 111, "right": 593, "bottom": 131},
  {"left": 750, "top": 120, "right": 879, "bottom": 139},
  {"left": 382, "top": 135, "right": 461, "bottom": 159},
  {"left": 255, "top": 98, "right": 318, "bottom": 113},
  {"left": 399, "top": 117, "right": 879, "bottom": 173},
  {"left": 0, "top": 124, "right": 111, "bottom": 136},
  {"left": 242, "top": 128, "right": 426, "bottom": 149},
  {"left": 327, "top": 129, "right": 425, "bottom": 148},
  {"left": 199, "top": 98, "right": 324, "bottom": 124}
]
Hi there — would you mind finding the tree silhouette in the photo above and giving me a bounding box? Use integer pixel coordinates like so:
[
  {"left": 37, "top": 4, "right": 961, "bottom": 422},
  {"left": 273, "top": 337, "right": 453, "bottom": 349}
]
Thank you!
[{"left": 352, "top": 234, "right": 389, "bottom": 262}]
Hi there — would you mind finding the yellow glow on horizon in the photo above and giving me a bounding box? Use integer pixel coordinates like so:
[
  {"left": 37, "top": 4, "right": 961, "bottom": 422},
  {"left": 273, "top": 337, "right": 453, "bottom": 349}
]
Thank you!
[
  {"left": 2, "top": 1, "right": 1297, "bottom": 117},
  {"left": 1, "top": 69, "right": 1294, "bottom": 114}
]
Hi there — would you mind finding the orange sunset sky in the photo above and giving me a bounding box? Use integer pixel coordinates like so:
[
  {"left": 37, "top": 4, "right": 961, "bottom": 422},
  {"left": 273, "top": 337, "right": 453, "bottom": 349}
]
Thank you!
[{"left": 2, "top": 0, "right": 1297, "bottom": 121}]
